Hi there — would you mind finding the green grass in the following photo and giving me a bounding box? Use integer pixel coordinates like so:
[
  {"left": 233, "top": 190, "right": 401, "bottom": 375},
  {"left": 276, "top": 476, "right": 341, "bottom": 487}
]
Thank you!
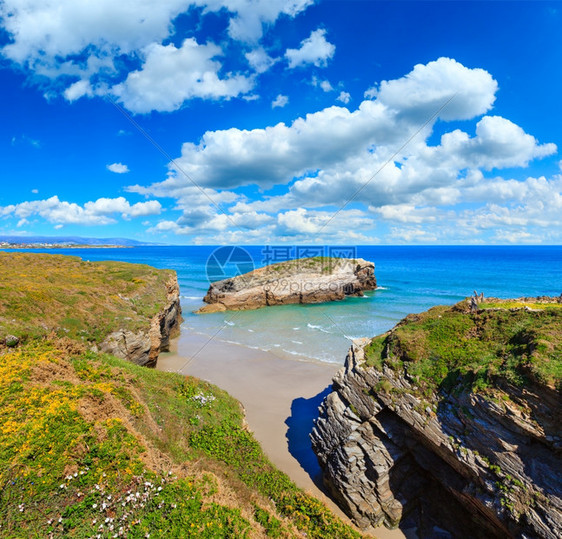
[
  {"left": 480, "top": 301, "right": 562, "bottom": 310},
  {"left": 263, "top": 257, "right": 358, "bottom": 276},
  {"left": 0, "top": 339, "right": 361, "bottom": 538},
  {"left": 364, "top": 301, "right": 562, "bottom": 394},
  {"left": 0, "top": 252, "right": 362, "bottom": 538},
  {"left": 0, "top": 253, "right": 175, "bottom": 344}
]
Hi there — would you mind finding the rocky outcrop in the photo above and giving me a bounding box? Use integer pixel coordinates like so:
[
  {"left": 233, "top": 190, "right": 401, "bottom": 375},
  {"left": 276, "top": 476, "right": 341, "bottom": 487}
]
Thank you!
[
  {"left": 4, "top": 335, "right": 19, "bottom": 347},
  {"left": 311, "top": 306, "right": 562, "bottom": 538},
  {"left": 98, "top": 275, "right": 182, "bottom": 367},
  {"left": 197, "top": 257, "right": 376, "bottom": 313}
]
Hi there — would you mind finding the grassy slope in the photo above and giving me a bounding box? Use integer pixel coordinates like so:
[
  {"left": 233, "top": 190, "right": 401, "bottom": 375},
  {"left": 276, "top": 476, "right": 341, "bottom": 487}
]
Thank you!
[
  {"left": 0, "top": 253, "right": 174, "bottom": 343},
  {"left": 248, "top": 257, "right": 360, "bottom": 279},
  {"left": 0, "top": 253, "right": 360, "bottom": 538},
  {"left": 364, "top": 299, "right": 562, "bottom": 395}
]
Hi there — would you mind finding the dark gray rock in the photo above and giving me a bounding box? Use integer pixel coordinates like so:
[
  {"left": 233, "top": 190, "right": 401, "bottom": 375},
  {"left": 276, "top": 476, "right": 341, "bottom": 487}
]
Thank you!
[{"left": 311, "top": 340, "right": 562, "bottom": 538}]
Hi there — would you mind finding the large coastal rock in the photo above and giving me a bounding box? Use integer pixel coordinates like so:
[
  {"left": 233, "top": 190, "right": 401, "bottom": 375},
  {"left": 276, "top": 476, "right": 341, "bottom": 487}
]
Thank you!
[
  {"left": 98, "top": 275, "right": 182, "bottom": 367},
  {"left": 311, "top": 298, "right": 562, "bottom": 538},
  {"left": 198, "top": 257, "right": 376, "bottom": 313},
  {"left": 0, "top": 253, "right": 183, "bottom": 367}
]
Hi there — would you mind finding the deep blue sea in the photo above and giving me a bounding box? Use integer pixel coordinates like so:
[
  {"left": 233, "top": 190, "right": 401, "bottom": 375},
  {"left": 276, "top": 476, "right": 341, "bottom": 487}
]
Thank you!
[{"left": 8, "top": 245, "right": 562, "bottom": 364}]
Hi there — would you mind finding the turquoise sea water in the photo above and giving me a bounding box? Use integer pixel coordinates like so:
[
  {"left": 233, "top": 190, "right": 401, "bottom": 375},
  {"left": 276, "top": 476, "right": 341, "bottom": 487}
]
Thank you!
[{"left": 10, "top": 245, "right": 562, "bottom": 365}]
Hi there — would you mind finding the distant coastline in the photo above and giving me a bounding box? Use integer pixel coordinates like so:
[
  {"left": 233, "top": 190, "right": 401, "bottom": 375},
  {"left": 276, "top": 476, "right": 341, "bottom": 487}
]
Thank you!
[{"left": 0, "top": 242, "right": 133, "bottom": 249}]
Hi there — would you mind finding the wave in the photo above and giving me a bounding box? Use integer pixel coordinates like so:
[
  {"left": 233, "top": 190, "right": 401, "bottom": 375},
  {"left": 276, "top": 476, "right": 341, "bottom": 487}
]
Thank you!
[
  {"left": 292, "top": 327, "right": 301, "bottom": 331},
  {"left": 281, "top": 348, "right": 342, "bottom": 364},
  {"left": 291, "top": 340, "right": 303, "bottom": 345},
  {"left": 225, "top": 320, "right": 235, "bottom": 326},
  {"left": 191, "top": 334, "right": 344, "bottom": 365},
  {"left": 181, "top": 295, "right": 204, "bottom": 300},
  {"left": 376, "top": 286, "right": 388, "bottom": 290},
  {"left": 307, "top": 323, "right": 332, "bottom": 334}
]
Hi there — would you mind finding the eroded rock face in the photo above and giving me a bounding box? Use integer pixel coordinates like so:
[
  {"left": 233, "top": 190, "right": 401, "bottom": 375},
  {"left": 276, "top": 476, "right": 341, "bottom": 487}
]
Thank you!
[
  {"left": 198, "top": 257, "right": 376, "bottom": 313},
  {"left": 311, "top": 340, "right": 562, "bottom": 538},
  {"left": 98, "top": 275, "right": 182, "bottom": 367}
]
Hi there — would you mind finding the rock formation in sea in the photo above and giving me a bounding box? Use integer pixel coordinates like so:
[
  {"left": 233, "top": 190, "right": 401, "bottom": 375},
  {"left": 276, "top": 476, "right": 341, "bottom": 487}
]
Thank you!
[
  {"left": 97, "top": 275, "right": 182, "bottom": 367},
  {"left": 197, "top": 257, "right": 376, "bottom": 313},
  {"left": 311, "top": 297, "right": 562, "bottom": 538}
]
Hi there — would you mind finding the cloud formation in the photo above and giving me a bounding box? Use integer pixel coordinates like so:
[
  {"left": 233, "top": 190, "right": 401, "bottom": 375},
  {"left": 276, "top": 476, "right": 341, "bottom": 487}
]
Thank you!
[
  {"left": 374, "top": 57, "right": 498, "bottom": 121},
  {"left": 285, "top": 29, "right": 336, "bottom": 68},
  {"left": 272, "top": 94, "right": 289, "bottom": 108},
  {"left": 0, "top": 0, "right": 314, "bottom": 112},
  {"left": 337, "top": 91, "right": 350, "bottom": 104},
  {"left": 107, "top": 163, "right": 130, "bottom": 174},
  {"left": 112, "top": 39, "right": 253, "bottom": 113},
  {"left": 0, "top": 196, "right": 161, "bottom": 226},
  {"left": 154, "top": 59, "right": 504, "bottom": 194},
  {"left": 130, "top": 58, "right": 558, "bottom": 243}
]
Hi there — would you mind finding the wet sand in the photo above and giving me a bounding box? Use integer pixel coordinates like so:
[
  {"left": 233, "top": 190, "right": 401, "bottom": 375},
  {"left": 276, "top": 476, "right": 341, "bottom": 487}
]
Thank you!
[{"left": 158, "top": 332, "right": 410, "bottom": 539}]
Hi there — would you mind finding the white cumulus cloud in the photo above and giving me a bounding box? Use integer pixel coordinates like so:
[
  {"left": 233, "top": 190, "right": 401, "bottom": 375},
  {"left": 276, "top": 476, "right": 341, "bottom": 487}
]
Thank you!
[
  {"left": 285, "top": 28, "right": 335, "bottom": 69},
  {"left": 130, "top": 58, "right": 560, "bottom": 243},
  {"left": 245, "top": 47, "right": 277, "bottom": 73},
  {"left": 148, "top": 59, "right": 501, "bottom": 196},
  {"left": 374, "top": 57, "right": 498, "bottom": 121},
  {"left": 112, "top": 39, "right": 253, "bottom": 113},
  {"left": 0, "top": 0, "right": 314, "bottom": 111},
  {"left": 64, "top": 79, "right": 94, "bottom": 102},
  {"left": 107, "top": 163, "right": 130, "bottom": 174},
  {"left": 272, "top": 94, "right": 289, "bottom": 108},
  {"left": 0, "top": 195, "right": 161, "bottom": 226},
  {"left": 337, "top": 91, "right": 351, "bottom": 104},
  {"left": 200, "top": 0, "right": 314, "bottom": 42}
]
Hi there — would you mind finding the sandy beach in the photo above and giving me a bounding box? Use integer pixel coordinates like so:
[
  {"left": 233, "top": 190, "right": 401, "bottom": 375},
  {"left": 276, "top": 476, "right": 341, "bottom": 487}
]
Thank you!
[{"left": 158, "top": 331, "right": 411, "bottom": 539}]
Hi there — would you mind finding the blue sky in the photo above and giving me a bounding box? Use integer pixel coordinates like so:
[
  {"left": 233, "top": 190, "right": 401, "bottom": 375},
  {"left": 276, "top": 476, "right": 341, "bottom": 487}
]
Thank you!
[{"left": 1, "top": 0, "right": 561, "bottom": 245}]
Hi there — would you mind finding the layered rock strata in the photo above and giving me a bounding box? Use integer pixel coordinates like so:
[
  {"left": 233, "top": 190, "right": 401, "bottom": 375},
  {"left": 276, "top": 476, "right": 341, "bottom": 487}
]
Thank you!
[
  {"left": 198, "top": 257, "right": 376, "bottom": 313},
  {"left": 98, "top": 275, "right": 182, "bottom": 367},
  {"left": 311, "top": 304, "right": 561, "bottom": 538}
]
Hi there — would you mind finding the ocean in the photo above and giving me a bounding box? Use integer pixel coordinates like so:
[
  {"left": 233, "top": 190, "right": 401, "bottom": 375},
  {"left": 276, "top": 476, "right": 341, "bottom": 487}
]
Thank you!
[{"left": 9, "top": 245, "right": 562, "bottom": 365}]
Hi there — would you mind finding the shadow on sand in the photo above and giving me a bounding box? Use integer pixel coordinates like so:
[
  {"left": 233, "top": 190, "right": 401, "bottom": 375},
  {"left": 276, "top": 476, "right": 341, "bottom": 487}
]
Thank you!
[
  {"left": 285, "top": 384, "right": 333, "bottom": 491},
  {"left": 286, "top": 385, "right": 420, "bottom": 539}
]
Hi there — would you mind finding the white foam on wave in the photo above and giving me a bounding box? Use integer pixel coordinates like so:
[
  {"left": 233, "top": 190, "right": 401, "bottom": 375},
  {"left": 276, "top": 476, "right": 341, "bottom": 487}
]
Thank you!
[
  {"left": 307, "top": 323, "right": 331, "bottom": 334},
  {"left": 292, "top": 327, "right": 301, "bottom": 331},
  {"left": 200, "top": 335, "right": 343, "bottom": 365},
  {"left": 248, "top": 329, "right": 255, "bottom": 333},
  {"left": 225, "top": 320, "right": 235, "bottom": 326},
  {"left": 291, "top": 340, "right": 303, "bottom": 345},
  {"left": 376, "top": 286, "right": 388, "bottom": 290},
  {"left": 281, "top": 348, "right": 341, "bottom": 364},
  {"left": 181, "top": 295, "right": 203, "bottom": 300}
]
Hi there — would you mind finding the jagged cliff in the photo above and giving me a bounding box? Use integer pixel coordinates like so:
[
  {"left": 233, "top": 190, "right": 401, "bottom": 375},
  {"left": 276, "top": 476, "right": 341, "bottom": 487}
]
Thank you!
[
  {"left": 0, "top": 252, "right": 182, "bottom": 367},
  {"left": 198, "top": 257, "right": 376, "bottom": 313},
  {"left": 311, "top": 298, "right": 562, "bottom": 538},
  {"left": 97, "top": 275, "right": 182, "bottom": 367}
]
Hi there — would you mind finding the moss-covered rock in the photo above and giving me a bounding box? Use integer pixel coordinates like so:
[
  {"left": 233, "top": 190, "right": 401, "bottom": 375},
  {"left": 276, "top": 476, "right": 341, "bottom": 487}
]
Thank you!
[
  {"left": 0, "top": 252, "right": 182, "bottom": 366},
  {"left": 312, "top": 298, "right": 562, "bottom": 538},
  {"left": 199, "top": 257, "right": 376, "bottom": 313}
]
